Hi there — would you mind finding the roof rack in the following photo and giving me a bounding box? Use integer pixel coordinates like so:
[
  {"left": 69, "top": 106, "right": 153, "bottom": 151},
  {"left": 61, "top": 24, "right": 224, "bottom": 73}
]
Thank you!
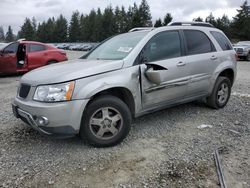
[
  {"left": 168, "top": 22, "right": 214, "bottom": 28},
  {"left": 129, "top": 27, "right": 154, "bottom": 32}
]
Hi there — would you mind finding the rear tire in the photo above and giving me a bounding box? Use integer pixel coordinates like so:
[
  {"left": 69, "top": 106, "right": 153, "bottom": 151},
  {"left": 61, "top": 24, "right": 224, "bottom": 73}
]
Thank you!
[
  {"left": 206, "top": 76, "right": 231, "bottom": 109},
  {"left": 80, "top": 95, "right": 132, "bottom": 147}
]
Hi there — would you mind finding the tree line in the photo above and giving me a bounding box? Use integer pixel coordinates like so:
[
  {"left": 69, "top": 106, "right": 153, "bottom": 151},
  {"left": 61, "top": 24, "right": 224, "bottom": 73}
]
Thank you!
[{"left": 0, "top": 0, "right": 250, "bottom": 43}]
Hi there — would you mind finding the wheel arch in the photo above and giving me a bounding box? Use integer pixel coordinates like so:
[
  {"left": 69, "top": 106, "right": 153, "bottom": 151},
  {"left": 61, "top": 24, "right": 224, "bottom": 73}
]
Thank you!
[
  {"left": 47, "top": 59, "right": 58, "bottom": 65},
  {"left": 85, "top": 87, "right": 136, "bottom": 118},
  {"left": 217, "top": 68, "right": 235, "bottom": 86}
]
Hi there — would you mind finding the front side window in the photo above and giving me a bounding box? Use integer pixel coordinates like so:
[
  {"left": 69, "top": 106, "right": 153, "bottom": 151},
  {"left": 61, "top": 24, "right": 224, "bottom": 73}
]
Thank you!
[
  {"left": 184, "top": 30, "right": 214, "bottom": 55},
  {"left": 3, "top": 43, "right": 18, "bottom": 54},
  {"left": 143, "top": 31, "right": 181, "bottom": 62},
  {"left": 29, "top": 44, "right": 46, "bottom": 52},
  {"left": 210, "top": 31, "right": 232, "bottom": 51},
  {"left": 86, "top": 31, "right": 148, "bottom": 60}
]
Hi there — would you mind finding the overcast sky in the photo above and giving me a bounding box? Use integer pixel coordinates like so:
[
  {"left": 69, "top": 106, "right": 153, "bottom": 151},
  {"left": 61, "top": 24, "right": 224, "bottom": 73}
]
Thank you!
[{"left": 0, "top": 0, "right": 247, "bottom": 34}]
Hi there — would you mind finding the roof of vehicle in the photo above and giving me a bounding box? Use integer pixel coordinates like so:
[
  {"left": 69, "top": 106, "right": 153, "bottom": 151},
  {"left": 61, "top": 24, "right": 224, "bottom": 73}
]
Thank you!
[{"left": 19, "top": 40, "right": 48, "bottom": 45}]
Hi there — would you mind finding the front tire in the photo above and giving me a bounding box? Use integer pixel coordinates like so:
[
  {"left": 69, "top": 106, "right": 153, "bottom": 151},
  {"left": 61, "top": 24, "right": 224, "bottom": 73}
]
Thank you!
[
  {"left": 80, "top": 95, "right": 132, "bottom": 147},
  {"left": 206, "top": 77, "right": 231, "bottom": 109}
]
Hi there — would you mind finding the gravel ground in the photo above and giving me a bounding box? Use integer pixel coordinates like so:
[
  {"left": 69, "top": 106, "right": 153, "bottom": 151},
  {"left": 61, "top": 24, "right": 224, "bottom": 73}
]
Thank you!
[{"left": 0, "top": 51, "right": 249, "bottom": 188}]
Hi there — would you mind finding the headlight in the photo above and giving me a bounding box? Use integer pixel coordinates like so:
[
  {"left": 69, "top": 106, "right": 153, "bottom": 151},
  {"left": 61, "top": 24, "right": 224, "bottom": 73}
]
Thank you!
[{"left": 33, "top": 81, "right": 75, "bottom": 102}]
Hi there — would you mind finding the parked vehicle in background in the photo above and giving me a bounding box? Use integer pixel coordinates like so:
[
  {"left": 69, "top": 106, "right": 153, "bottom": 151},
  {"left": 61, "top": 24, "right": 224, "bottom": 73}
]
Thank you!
[
  {"left": 0, "top": 40, "right": 68, "bottom": 74},
  {"left": 69, "top": 44, "right": 82, "bottom": 51},
  {"left": 81, "top": 44, "right": 93, "bottom": 51},
  {"left": 57, "top": 43, "right": 70, "bottom": 50},
  {"left": 233, "top": 41, "right": 250, "bottom": 61},
  {"left": 12, "top": 22, "right": 237, "bottom": 147}
]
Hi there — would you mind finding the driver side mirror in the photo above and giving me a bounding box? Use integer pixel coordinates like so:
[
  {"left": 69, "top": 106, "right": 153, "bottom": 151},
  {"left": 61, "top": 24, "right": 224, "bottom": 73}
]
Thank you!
[{"left": 145, "top": 64, "right": 167, "bottom": 85}]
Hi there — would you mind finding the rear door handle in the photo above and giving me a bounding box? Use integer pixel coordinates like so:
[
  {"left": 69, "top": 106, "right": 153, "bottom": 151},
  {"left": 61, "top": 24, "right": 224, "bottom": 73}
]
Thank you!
[
  {"left": 211, "top": 55, "right": 218, "bottom": 60},
  {"left": 177, "top": 62, "right": 186, "bottom": 67}
]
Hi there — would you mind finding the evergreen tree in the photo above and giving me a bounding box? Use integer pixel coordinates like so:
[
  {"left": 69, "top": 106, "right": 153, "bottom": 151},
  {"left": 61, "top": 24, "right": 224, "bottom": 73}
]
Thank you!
[
  {"left": 232, "top": 0, "right": 250, "bottom": 40},
  {"left": 0, "top": 26, "right": 5, "bottom": 42},
  {"left": 131, "top": 3, "right": 141, "bottom": 28},
  {"left": 5, "top": 26, "right": 14, "bottom": 42},
  {"left": 53, "top": 14, "right": 68, "bottom": 42},
  {"left": 205, "top": 13, "right": 217, "bottom": 26},
  {"left": 102, "top": 6, "right": 115, "bottom": 39},
  {"left": 114, "top": 6, "right": 122, "bottom": 33},
  {"left": 79, "top": 14, "right": 89, "bottom": 42},
  {"left": 92, "top": 8, "right": 103, "bottom": 41},
  {"left": 36, "top": 22, "right": 47, "bottom": 42},
  {"left": 163, "top": 13, "right": 173, "bottom": 26},
  {"left": 215, "top": 15, "right": 231, "bottom": 38},
  {"left": 154, "top": 18, "right": 162, "bottom": 27},
  {"left": 88, "top": 9, "right": 97, "bottom": 42},
  {"left": 18, "top": 18, "right": 36, "bottom": 40},
  {"left": 69, "top": 11, "right": 81, "bottom": 42},
  {"left": 45, "top": 17, "right": 56, "bottom": 43},
  {"left": 193, "top": 17, "right": 203, "bottom": 22},
  {"left": 139, "top": 0, "right": 152, "bottom": 26},
  {"left": 120, "top": 6, "right": 129, "bottom": 32}
]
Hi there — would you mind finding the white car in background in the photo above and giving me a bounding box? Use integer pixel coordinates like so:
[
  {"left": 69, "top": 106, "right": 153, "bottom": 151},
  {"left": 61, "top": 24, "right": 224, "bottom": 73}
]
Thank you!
[{"left": 233, "top": 41, "right": 250, "bottom": 61}]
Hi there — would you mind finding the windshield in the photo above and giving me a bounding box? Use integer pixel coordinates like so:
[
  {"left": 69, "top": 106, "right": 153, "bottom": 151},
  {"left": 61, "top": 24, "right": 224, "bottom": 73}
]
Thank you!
[{"left": 86, "top": 31, "right": 148, "bottom": 60}]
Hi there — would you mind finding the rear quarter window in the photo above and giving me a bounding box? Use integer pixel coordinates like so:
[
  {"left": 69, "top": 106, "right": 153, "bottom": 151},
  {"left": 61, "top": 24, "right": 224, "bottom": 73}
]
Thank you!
[
  {"left": 184, "top": 30, "right": 214, "bottom": 55},
  {"left": 210, "top": 31, "right": 233, "bottom": 51},
  {"left": 29, "top": 44, "right": 46, "bottom": 52}
]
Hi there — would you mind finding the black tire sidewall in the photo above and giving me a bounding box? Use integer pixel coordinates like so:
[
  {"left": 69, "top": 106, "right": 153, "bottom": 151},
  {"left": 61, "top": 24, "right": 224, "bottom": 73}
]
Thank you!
[
  {"left": 80, "top": 95, "right": 131, "bottom": 147},
  {"left": 214, "top": 77, "right": 231, "bottom": 108}
]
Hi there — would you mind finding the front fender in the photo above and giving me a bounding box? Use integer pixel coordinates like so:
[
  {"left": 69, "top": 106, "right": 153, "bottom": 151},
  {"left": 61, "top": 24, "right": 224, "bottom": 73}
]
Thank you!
[{"left": 72, "top": 66, "right": 142, "bottom": 112}]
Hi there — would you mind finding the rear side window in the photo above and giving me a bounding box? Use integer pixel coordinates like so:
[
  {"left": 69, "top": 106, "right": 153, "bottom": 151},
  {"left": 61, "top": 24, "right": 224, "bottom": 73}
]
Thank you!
[
  {"left": 143, "top": 31, "right": 181, "bottom": 62},
  {"left": 29, "top": 44, "right": 46, "bottom": 52},
  {"left": 210, "top": 31, "right": 232, "bottom": 51},
  {"left": 184, "top": 30, "right": 214, "bottom": 55}
]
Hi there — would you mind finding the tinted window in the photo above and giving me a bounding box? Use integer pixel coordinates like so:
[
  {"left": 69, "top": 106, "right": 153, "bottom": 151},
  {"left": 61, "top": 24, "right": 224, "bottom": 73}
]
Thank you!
[
  {"left": 29, "top": 44, "right": 46, "bottom": 52},
  {"left": 210, "top": 31, "right": 232, "bottom": 51},
  {"left": 184, "top": 30, "right": 213, "bottom": 55},
  {"left": 143, "top": 31, "right": 181, "bottom": 62},
  {"left": 4, "top": 43, "right": 18, "bottom": 54}
]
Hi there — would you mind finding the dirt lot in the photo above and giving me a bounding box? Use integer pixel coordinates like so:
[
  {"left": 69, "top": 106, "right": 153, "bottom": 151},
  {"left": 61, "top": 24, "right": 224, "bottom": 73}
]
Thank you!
[{"left": 0, "top": 51, "right": 249, "bottom": 188}]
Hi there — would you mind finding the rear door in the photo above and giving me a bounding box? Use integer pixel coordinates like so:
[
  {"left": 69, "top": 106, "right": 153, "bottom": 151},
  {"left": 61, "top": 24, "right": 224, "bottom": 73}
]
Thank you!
[
  {"left": 139, "top": 30, "right": 189, "bottom": 108},
  {"left": 0, "top": 43, "right": 18, "bottom": 73},
  {"left": 182, "top": 30, "right": 218, "bottom": 97},
  {"left": 27, "top": 43, "right": 47, "bottom": 70}
]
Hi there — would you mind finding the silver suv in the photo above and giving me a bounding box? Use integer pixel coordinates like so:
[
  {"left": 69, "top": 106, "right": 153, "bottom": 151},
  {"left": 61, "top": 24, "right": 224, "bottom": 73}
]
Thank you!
[{"left": 12, "top": 22, "right": 237, "bottom": 147}]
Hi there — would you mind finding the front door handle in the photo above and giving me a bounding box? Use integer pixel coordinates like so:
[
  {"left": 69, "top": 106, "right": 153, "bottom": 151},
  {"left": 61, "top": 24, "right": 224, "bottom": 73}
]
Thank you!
[
  {"left": 211, "top": 55, "right": 218, "bottom": 60},
  {"left": 177, "top": 61, "right": 186, "bottom": 67}
]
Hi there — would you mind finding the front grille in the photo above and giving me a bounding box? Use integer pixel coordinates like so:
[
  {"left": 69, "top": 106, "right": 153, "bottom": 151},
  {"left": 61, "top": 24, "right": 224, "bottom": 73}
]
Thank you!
[
  {"left": 234, "top": 48, "right": 243, "bottom": 53},
  {"left": 19, "top": 84, "right": 31, "bottom": 99}
]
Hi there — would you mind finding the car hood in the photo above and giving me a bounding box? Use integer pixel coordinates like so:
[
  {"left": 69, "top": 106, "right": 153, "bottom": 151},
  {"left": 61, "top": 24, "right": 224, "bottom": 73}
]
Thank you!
[
  {"left": 234, "top": 45, "right": 249, "bottom": 49},
  {"left": 21, "top": 59, "right": 124, "bottom": 86}
]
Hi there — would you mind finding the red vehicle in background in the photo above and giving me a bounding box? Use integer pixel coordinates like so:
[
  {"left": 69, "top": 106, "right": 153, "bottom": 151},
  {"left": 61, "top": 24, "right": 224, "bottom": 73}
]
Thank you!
[{"left": 0, "top": 40, "right": 68, "bottom": 74}]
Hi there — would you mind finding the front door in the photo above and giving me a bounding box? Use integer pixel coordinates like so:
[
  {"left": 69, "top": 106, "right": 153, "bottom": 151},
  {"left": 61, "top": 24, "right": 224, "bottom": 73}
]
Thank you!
[
  {"left": 139, "top": 30, "right": 189, "bottom": 109},
  {"left": 0, "top": 43, "right": 18, "bottom": 74}
]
